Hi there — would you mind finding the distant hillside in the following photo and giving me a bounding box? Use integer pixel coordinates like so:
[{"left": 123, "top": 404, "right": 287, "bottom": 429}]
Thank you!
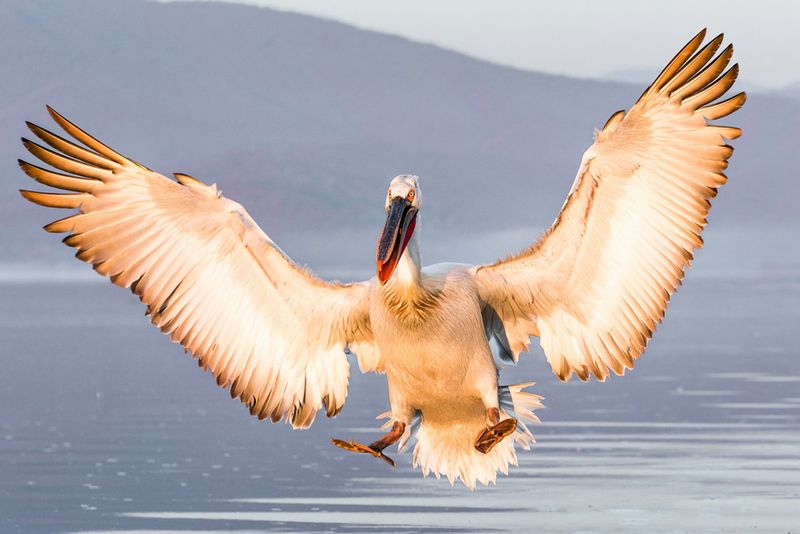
[
  {"left": 1, "top": 0, "right": 796, "bottom": 268},
  {"left": 771, "top": 82, "right": 800, "bottom": 100},
  {"left": 602, "top": 68, "right": 780, "bottom": 96}
]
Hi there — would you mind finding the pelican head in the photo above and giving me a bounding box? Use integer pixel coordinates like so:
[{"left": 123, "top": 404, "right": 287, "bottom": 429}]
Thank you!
[{"left": 376, "top": 175, "right": 420, "bottom": 284}]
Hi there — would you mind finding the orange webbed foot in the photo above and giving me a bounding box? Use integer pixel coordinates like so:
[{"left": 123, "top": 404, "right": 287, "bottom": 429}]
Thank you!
[{"left": 331, "top": 438, "right": 397, "bottom": 467}]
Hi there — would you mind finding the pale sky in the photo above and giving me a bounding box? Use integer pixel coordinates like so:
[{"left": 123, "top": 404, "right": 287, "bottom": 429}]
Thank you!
[{"left": 178, "top": 0, "right": 797, "bottom": 89}]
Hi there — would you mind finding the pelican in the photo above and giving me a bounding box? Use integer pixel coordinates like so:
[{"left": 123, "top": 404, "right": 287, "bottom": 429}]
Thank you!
[{"left": 19, "top": 30, "right": 744, "bottom": 489}]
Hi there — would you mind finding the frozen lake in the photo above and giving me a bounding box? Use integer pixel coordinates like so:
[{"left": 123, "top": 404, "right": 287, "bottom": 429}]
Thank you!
[{"left": 1, "top": 266, "right": 798, "bottom": 533}]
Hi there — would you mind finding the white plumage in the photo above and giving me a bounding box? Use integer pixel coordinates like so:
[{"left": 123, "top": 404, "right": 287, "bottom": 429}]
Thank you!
[{"left": 20, "top": 30, "right": 744, "bottom": 489}]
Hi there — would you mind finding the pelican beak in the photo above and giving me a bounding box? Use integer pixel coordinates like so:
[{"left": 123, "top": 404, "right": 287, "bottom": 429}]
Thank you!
[{"left": 376, "top": 196, "right": 418, "bottom": 285}]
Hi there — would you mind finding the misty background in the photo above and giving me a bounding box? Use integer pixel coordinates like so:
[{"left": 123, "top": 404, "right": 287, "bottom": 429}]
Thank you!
[
  {"left": 218, "top": 0, "right": 800, "bottom": 90},
  {"left": 1, "top": 0, "right": 798, "bottom": 280},
  {"left": 1, "top": 1, "right": 798, "bottom": 533}
]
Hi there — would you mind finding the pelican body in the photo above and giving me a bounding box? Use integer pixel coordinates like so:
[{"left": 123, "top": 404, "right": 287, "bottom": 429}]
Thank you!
[
  {"left": 355, "top": 177, "right": 528, "bottom": 479},
  {"left": 19, "top": 30, "right": 744, "bottom": 488}
]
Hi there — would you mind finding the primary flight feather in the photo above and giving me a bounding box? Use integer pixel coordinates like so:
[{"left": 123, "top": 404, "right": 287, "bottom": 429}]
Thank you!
[{"left": 20, "top": 29, "right": 744, "bottom": 489}]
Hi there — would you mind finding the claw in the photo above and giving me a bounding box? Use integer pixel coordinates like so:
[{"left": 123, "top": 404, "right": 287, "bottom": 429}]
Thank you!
[
  {"left": 474, "top": 418, "right": 517, "bottom": 454},
  {"left": 331, "top": 438, "right": 397, "bottom": 468}
]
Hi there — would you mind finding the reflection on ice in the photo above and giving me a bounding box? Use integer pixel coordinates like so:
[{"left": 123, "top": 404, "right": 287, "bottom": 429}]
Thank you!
[
  {"left": 702, "top": 402, "right": 800, "bottom": 410},
  {"left": 708, "top": 372, "right": 800, "bottom": 383},
  {"left": 3, "top": 267, "right": 799, "bottom": 533},
  {"left": 672, "top": 388, "right": 735, "bottom": 396},
  {"left": 87, "top": 422, "right": 800, "bottom": 533}
]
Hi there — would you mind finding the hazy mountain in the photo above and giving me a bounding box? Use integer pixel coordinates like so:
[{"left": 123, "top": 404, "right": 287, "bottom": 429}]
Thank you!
[
  {"left": 601, "top": 68, "right": 659, "bottom": 85},
  {"left": 1, "top": 0, "right": 797, "bottom": 271},
  {"left": 771, "top": 81, "right": 800, "bottom": 100},
  {"left": 602, "top": 68, "right": 780, "bottom": 96}
]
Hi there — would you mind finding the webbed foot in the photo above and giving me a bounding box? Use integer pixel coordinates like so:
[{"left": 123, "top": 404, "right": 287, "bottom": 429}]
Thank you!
[
  {"left": 474, "top": 417, "right": 517, "bottom": 454},
  {"left": 330, "top": 438, "right": 397, "bottom": 467}
]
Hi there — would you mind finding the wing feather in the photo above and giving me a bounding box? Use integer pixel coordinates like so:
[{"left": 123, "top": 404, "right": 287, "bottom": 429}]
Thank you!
[
  {"left": 662, "top": 35, "right": 724, "bottom": 94},
  {"left": 20, "top": 107, "right": 376, "bottom": 427},
  {"left": 26, "top": 121, "right": 120, "bottom": 169},
  {"left": 21, "top": 138, "right": 112, "bottom": 181},
  {"left": 46, "top": 106, "right": 130, "bottom": 165},
  {"left": 475, "top": 32, "right": 744, "bottom": 381},
  {"left": 20, "top": 189, "right": 90, "bottom": 208}
]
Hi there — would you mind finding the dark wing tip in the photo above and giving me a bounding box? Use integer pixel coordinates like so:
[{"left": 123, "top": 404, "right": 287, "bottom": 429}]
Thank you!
[
  {"left": 692, "top": 28, "right": 708, "bottom": 42},
  {"left": 46, "top": 105, "right": 70, "bottom": 128},
  {"left": 20, "top": 138, "right": 36, "bottom": 153}
]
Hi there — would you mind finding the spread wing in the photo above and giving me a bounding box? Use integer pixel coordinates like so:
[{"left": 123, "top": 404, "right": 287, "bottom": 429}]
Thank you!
[
  {"left": 475, "top": 30, "right": 745, "bottom": 381},
  {"left": 19, "top": 106, "right": 377, "bottom": 428}
]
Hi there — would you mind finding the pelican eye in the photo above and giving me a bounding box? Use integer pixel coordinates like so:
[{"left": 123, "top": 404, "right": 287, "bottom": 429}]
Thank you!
[{"left": 407, "top": 190, "right": 415, "bottom": 201}]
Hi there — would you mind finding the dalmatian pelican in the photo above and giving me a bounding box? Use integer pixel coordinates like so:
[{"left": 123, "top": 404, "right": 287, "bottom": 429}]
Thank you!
[{"left": 19, "top": 30, "right": 744, "bottom": 489}]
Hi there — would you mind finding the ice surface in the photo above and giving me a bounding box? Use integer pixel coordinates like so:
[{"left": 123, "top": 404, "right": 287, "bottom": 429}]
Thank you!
[{"left": 1, "top": 259, "right": 798, "bottom": 533}]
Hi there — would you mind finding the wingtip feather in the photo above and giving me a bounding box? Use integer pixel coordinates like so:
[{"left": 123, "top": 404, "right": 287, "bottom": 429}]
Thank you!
[
  {"left": 45, "top": 106, "right": 129, "bottom": 166},
  {"left": 19, "top": 189, "right": 87, "bottom": 208}
]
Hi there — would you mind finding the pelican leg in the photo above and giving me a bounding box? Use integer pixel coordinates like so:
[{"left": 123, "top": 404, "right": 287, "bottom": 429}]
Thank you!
[
  {"left": 474, "top": 407, "right": 517, "bottom": 454},
  {"left": 331, "top": 421, "right": 406, "bottom": 468}
]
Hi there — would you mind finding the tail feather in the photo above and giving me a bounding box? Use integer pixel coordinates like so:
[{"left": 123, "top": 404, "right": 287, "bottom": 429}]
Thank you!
[
  {"left": 381, "top": 383, "right": 543, "bottom": 490},
  {"left": 499, "top": 381, "right": 542, "bottom": 450}
]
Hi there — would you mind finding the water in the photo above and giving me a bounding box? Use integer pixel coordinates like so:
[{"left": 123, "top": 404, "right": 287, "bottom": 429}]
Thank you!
[{"left": 1, "top": 269, "right": 798, "bottom": 533}]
